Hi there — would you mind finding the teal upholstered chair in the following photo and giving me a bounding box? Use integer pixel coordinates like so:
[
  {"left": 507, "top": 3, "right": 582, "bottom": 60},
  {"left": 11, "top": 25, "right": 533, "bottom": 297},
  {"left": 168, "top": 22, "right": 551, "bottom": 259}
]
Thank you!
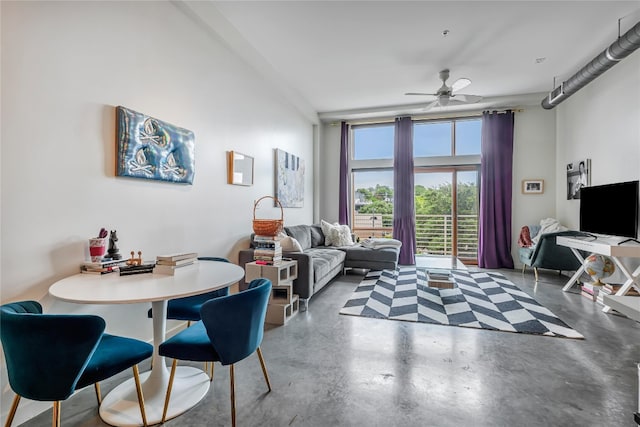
[
  {"left": 519, "top": 228, "right": 591, "bottom": 281},
  {"left": 158, "top": 278, "right": 272, "bottom": 426},
  {"left": 0, "top": 301, "right": 153, "bottom": 427},
  {"left": 147, "top": 257, "right": 231, "bottom": 324}
]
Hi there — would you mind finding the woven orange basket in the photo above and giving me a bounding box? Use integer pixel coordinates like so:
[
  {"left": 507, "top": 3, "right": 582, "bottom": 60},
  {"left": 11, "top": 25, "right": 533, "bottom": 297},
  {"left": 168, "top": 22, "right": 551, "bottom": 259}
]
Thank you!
[{"left": 253, "top": 196, "right": 284, "bottom": 236}]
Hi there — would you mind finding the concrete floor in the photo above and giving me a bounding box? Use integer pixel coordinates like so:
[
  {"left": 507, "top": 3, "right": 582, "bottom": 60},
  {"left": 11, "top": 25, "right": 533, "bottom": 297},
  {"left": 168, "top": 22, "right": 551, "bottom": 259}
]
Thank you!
[{"left": 18, "top": 268, "right": 640, "bottom": 427}]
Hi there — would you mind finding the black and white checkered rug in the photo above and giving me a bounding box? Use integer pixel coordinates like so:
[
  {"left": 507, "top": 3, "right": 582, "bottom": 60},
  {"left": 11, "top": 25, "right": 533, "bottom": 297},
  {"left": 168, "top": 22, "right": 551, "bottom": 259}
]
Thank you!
[{"left": 340, "top": 267, "right": 583, "bottom": 339}]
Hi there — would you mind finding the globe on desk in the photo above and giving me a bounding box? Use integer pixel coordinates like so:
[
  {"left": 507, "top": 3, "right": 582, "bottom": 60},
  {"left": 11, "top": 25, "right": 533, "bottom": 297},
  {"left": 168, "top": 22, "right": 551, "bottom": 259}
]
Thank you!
[{"left": 583, "top": 254, "right": 615, "bottom": 286}]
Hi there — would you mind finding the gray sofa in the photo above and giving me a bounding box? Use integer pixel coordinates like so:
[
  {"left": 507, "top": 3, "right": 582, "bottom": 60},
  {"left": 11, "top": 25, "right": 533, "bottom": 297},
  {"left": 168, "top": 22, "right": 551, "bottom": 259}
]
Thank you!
[{"left": 238, "top": 224, "right": 400, "bottom": 309}]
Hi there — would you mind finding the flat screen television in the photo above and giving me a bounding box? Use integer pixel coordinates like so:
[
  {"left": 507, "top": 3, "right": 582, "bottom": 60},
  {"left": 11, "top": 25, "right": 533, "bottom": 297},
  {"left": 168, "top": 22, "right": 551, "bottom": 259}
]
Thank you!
[{"left": 579, "top": 180, "right": 639, "bottom": 239}]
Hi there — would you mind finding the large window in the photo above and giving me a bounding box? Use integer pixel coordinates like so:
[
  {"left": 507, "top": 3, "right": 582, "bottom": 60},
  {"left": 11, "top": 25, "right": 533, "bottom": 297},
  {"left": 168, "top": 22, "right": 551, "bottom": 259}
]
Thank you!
[{"left": 349, "top": 117, "right": 482, "bottom": 261}]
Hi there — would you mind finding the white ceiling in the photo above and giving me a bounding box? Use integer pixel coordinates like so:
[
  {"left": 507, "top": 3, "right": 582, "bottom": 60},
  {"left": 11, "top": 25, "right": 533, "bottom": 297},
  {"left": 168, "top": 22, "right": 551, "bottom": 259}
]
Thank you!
[{"left": 197, "top": 1, "right": 640, "bottom": 120}]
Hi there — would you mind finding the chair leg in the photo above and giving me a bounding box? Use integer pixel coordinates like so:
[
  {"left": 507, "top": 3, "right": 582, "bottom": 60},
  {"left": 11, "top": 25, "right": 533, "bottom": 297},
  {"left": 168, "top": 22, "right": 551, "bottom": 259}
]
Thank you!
[
  {"left": 534, "top": 267, "right": 539, "bottom": 281},
  {"left": 52, "top": 401, "right": 61, "bottom": 427},
  {"left": 4, "top": 394, "right": 20, "bottom": 427},
  {"left": 210, "top": 361, "right": 215, "bottom": 381},
  {"left": 132, "top": 365, "right": 148, "bottom": 427},
  {"left": 256, "top": 347, "right": 272, "bottom": 392},
  {"left": 522, "top": 264, "right": 526, "bottom": 274},
  {"left": 229, "top": 364, "right": 236, "bottom": 427},
  {"left": 162, "top": 359, "right": 178, "bottom": 423},
  {"left": 94, "top": 383, "right": 102, "bottom": 405}
]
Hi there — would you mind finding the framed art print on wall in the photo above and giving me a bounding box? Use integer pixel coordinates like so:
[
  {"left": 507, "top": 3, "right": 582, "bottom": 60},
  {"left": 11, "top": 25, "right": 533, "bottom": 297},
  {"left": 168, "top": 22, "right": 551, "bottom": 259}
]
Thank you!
[
  {"left": 566, "top": 159, "right": 591, "bottom": 200},
  {"left": 275, "top": 148, "right": 304, "bottom": 208},
  {"left": 116, "top": 106, "right": 195, "bottom": 184},
  {"left": 522, "top": 179, "right": 544, "bottom": 194}
]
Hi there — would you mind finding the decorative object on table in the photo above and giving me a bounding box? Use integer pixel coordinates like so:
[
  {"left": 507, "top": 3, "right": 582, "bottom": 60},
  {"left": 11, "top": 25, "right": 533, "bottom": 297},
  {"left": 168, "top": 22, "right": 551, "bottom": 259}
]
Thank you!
[
  {"left": 154, "top": 252, "right": 199, "bottom": 275},
  {"left": 119, "top": 251, "right": 154, "bottom": 275},
  {"left": 116, "top": 106, "right": 195, "bottom": 184},
  {"left": 583, "top": 254, "right": 615, "bottom": 286},
  {"left": 0, "top": 300, "right": 153, "bottom": 427},
  {"left": 252, "top": 196, "right": 283, "bottom": 237},
  {"left": 107, "top": 230, "right": 122, "bottom": 260},
  {"left": 252, "top": 235, "right": 283, "bottom": 265},
  {"left": 227, "top": 151, "right": 254, "bottom": 186},
  {"left": 89, "top": 228, "right": 109, "bottom": 262},
  {"left": 522, "top": 179, "right": 544, "bottom": 194},
  {"left": 341, "top": 268, "right": 584, "bottom": 339},
  {"left": 566, "top": 158, "right": 591, "bottom": 200},
  {"left": 275, "top": 148, "right": 304, "bottom": 207}
]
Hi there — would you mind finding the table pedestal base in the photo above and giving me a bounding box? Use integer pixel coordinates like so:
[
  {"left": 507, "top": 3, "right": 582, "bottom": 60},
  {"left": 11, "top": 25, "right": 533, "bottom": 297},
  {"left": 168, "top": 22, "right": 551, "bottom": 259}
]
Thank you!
[{"left": 99, "top": 366, "right": 210, "bottom": 426}]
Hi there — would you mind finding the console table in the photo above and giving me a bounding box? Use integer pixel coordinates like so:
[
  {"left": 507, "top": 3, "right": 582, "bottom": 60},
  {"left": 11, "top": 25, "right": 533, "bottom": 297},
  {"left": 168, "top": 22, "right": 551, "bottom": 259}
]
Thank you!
[{"left": 556, "top": 235, "right": 640, "bottom": 317}]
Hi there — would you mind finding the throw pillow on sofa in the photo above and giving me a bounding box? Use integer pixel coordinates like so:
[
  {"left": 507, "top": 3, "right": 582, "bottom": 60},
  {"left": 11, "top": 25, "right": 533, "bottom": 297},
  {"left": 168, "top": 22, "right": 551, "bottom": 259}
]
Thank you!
[
  {"left": 321, "top": 220, "right": 354, "bottom": 247},
  {"left": 280, "top": 236, "right": 304, "bottom": 252}
]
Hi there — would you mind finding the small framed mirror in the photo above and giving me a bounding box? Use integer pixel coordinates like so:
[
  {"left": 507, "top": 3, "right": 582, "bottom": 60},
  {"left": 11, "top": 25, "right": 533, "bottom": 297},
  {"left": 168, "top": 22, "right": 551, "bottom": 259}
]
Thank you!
[{"left": 227, "top": 151, "right": 254, "bottom": 186}]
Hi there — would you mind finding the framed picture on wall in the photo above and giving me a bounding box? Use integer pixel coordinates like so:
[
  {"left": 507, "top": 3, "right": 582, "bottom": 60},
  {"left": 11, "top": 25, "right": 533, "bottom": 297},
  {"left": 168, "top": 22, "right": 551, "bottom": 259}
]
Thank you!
[
  {"left": 566, "top": 159, "right": 591, "bottom": 200},
  {"left": 522, "top": 179, "right": 544, "bottom": 194}
]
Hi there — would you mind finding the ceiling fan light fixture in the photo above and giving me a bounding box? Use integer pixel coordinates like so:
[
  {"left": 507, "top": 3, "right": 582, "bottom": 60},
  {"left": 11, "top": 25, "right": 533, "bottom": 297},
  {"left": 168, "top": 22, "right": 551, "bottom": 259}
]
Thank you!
[{"left": 438, "top": 95, "right": 450, "bottom": 106}]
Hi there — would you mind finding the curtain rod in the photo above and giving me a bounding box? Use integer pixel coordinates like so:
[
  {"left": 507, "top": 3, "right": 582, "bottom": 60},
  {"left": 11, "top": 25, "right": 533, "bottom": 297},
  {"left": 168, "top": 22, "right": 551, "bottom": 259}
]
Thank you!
[{"left": 328, "top": 108, "right": 523, "bottom": 127}]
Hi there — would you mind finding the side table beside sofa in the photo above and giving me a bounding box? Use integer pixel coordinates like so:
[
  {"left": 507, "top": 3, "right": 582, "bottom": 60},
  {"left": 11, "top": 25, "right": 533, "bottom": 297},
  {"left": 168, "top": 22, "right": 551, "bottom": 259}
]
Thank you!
[{"left": 238, "top": 224, "right": 400, "bottom": 310}]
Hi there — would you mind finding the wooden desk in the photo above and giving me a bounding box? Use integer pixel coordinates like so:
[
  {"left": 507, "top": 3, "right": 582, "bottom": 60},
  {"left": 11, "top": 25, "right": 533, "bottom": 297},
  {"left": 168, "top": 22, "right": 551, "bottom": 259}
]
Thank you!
[
  {"left": 556, "top": 235, "right": 640, "bottom": 316},
  {"left": 49, "top": 261, "right": 244, "bottom": 426}
]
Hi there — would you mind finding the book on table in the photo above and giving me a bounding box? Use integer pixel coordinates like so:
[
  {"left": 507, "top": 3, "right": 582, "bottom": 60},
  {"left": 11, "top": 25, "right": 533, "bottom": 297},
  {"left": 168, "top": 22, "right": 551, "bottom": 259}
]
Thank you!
[
  {"left": 155, "top": 257, "right": 197, "bottom": 267},
  {"left": 156, "top": 252, "right": 198, "bottom": 262},
  {"left": 154, "top": 262, "right": 197, "bottom": 275}
]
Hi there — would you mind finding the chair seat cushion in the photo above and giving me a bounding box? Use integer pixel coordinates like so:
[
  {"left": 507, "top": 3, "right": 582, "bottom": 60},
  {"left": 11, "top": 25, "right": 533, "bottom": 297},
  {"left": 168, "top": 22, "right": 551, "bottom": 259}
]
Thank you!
[
  {"left": 77, "top": 334, "right": 153, "bottom": 389},
  {"left": 159, "top": 321, "right": 220, "bottom": 362}
]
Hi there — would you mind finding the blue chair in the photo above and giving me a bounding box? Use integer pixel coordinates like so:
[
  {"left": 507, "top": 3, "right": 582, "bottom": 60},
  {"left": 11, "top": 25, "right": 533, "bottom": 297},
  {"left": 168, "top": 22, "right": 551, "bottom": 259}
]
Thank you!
[
  {"left": 0, "top": 301, "right": 153, "bottom": 427},
  {"left": 158, "top": 278, "right": 272, "bottom": 426},
  {"left": 147, "top": 257, "right": 231, "bottom": 324}
]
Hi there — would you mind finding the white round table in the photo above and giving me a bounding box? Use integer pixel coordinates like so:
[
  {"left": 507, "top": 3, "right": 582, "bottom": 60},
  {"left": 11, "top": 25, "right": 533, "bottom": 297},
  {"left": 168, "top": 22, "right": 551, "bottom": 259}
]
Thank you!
[{"left": 49, "top": 261, "right": 245, "bottom": 427}]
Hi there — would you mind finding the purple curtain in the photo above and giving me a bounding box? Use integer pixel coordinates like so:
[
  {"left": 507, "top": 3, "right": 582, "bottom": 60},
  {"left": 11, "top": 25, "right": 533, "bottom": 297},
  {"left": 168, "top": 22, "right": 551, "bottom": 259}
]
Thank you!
[
  {"left": 393, "top": 116, "right": 416, "bottom": 265},
  {"left": 338, "top": 121, "right": 350, "bottom": 226},
  {"left": 478, "top": 111, "right": 515, "bottom": 269}
]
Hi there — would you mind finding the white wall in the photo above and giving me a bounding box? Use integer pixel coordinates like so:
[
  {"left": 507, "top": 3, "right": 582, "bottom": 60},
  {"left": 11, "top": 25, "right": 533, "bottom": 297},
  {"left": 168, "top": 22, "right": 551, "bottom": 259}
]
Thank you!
[
  {"left": 555, "top": 51, "right": 640, "bottom": 229},
  {"left": 1, "top": 2, "right": 314, "bottom": 423},
  {"left": 554, "top": 49, "right": 640, "bottom": 283},
  {"left": 511, "top": 107, "right": 558, "bottom": 265}
]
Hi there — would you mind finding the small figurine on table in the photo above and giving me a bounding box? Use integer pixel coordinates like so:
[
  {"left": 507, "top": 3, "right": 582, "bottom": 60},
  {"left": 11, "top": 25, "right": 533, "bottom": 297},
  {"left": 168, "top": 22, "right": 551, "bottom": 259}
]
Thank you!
[
  {"left": 126, "top": 251, "right": 143, "bottom": 266},
  {"left": 108, "top": 230, "right": 122, "bottom": 260}
]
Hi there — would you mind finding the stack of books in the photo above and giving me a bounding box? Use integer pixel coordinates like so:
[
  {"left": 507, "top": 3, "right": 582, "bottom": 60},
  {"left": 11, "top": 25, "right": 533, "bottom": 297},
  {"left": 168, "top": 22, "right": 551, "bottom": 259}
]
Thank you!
[
  {"left": 81, "top": 259, "right": 127, "bottom": 275},
  {"left": 253, "top": 235, "right": 282, "bottom": 265},
  {"left": 599, "top": 283, "right": 640, "bottom": 296},
  {"left": 580, "top": 282, "right": 600, "bottom": 301},
  {"left": 154, "top": 252, "right": 198, "bottom": 275},
  {"left": 426, "top": 269, "right": 455, "bottom": 289}
]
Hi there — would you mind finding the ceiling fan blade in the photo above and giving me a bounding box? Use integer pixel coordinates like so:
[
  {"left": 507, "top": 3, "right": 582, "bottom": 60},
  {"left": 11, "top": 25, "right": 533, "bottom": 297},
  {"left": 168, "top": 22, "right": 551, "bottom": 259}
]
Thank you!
[
  {"left": 405, "top": 92, "right": 437, "bottom": 96},
  {"left": 451, "top": 78, "right": 471, "bottom": 93},
  {"left": 422, "top": 99, "right": 439, "bottom": 111},
  {"left": 452, "top": 94, "right": 483, "bottom": 103}
]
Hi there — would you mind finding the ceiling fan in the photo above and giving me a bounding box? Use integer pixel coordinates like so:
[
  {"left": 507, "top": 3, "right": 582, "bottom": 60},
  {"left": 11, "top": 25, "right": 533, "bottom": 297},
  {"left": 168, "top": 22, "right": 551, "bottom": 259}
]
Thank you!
[{"left": 405, "top": 69, "right": 482, "bottom": 109}]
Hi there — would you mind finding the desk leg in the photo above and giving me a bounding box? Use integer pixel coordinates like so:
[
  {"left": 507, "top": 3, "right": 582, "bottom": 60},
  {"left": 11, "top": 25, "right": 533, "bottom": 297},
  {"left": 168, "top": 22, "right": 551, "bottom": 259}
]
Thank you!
[
  {"left": 99, "top": 300, "right": 210, "bottom": 426},
  {"left": 602, "top": 261, "right": 640, "bottom": 313},
  {"left": 562, "top": 248, "right": 586, "bottom": 292}
]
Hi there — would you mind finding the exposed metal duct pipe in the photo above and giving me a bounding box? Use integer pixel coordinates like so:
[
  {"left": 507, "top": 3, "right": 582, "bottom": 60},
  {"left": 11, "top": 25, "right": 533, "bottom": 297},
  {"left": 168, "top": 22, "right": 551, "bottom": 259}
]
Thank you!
[{"left": 542, "top": 20, "right": 640, "bottom": 109}]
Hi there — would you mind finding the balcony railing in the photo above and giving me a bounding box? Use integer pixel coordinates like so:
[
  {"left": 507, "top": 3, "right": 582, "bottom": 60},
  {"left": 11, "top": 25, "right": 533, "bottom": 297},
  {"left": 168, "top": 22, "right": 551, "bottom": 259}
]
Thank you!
[{"left": 352, "top": 213, "right": 478, "bottom": 259}]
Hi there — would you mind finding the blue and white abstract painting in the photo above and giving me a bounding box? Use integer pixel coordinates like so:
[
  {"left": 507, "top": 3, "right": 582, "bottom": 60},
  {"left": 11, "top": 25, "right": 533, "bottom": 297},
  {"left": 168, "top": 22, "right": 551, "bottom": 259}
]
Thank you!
[
  {"left": 116, "top": 106, "right": 195, "bottom": 184},
  {"left": 275, "top": 148, "right": 304, "bottom": 208}
]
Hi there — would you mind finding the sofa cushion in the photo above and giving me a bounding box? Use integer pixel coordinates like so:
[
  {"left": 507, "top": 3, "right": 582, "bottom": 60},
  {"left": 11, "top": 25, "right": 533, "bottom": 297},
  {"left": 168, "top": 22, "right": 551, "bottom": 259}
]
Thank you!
[
  {"left": 285, "top": 225, "right": 312, "bottom": 250},
  {"left": 310, "top": 225, "right": 325, "bottom": 247},
  {"left": 321, "top": 220, "right": 354, "bottom": 246},
  {"left": 305, "top": 248, "right": 345, "bottom": 283},
  {"left": 344, "top": 245, "right": 399, "bottom": 264}
]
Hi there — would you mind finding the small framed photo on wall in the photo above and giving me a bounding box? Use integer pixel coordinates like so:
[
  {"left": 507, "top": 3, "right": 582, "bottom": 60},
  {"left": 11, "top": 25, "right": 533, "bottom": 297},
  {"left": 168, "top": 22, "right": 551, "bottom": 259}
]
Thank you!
[{"left": 522, "top": 179, "right": 544, "bottom": 194}]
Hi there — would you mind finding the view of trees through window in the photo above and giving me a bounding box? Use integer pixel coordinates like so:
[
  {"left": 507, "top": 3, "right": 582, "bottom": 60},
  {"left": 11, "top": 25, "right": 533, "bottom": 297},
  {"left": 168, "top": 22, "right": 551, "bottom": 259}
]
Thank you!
[{"left": 351, "top": 118, "right": 481, "bottom": 260}]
